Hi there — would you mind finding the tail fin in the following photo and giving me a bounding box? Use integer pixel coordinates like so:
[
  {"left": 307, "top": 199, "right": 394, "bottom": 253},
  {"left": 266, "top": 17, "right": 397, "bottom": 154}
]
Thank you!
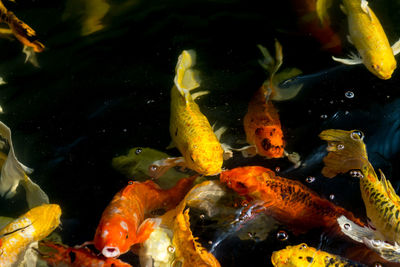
[
  {"left": 258, "top": 41, "right": 303, "bottom": 102},
  {"left": 161, "top": 176, "right": 196, "bottom": 210},
  {"left": 174, "top": 50, "right": 201, "bottom": 98},
  {"left": 21, "top": 174, "right": 49, "bottom": 209}
]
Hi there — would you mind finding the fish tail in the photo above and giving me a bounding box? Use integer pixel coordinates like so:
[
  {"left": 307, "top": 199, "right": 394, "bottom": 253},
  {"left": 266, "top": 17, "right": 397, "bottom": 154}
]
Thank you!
[
  {"left": 21, "top": 174, "right": 49, "bottom": 209},
  {"left": 174, "top": 50, "right": 201, "bottom": 98},
  {"left": 161, "top": 176, "right": 196, "bottom": 209}
]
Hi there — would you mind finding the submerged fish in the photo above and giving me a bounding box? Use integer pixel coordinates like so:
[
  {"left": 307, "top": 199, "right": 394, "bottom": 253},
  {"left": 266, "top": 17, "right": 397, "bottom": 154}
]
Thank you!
[
  {"left": 271, "top": 243, "right": 366, "bottom": 267},
  {"left": 150, "top": 50, "right": 226, "bottom": 178},
  {"left": 38, "top": 241, "right": 132, "bottom": 267},
  {"left": 112, "top": 147, "right": 188, "bottom": 189},
  {"left": 93, "top": 177, "right": 195, "bottom": 258},
  {"left": 320, "top": 129, "right": 400, "bottom": 262},
  {"left": 239, "top": 41, "right": 301, "bottom": 165},
  {"left": 0, "top": 121, "right": 49, "bottom": 209},
  {"left": 0, "top": 0, "right": 44, "bottom": 52},
  {"left": 318, "top": 0, "right": 400, "bottom": 79},
  {"left": 144, "top": 180, "right": 221, "bottom": 267},
  {"left": 0, "top": 204, "right": 61, "bottom": 266},
  {"left": 219, "top": 166, "right": 365, "bottom": 235}
]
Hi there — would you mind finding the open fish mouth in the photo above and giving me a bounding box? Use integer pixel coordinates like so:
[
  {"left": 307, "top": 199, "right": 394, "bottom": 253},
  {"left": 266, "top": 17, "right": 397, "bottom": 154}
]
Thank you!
[{"left": 102, "top": 246, "right": 120, "bottom": 258}]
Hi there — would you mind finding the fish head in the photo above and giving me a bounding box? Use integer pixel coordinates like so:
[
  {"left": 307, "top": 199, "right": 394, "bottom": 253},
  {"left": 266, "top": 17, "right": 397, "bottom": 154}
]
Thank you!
[
  {"left": 220, "top": 166, "right": 275, "bottom": 196},
  {"left": 254, "top": 126, "right": 284, "bottom": 158},
  {"left": 27, "top": 204, "right": 61, "bottom": 239},
  {"left": 271, "top": 243, "right": 314, "bottom": 266},
  {"left": 186, "top": 143, "right": 223, "bottom": 176},
  {"left": 94, "top": 214, "right": 133, "bottom": 258},
  {"left": 367, "top": 55, "right": 396, "bottom": 80}
]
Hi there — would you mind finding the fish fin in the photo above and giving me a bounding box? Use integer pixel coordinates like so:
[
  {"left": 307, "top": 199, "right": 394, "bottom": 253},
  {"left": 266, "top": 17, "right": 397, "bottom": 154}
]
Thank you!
[
  {"left": 191, "top": 90, "right": 209, "bottom": 101},
  {"left": 332, "top": 53, "right": 363, "bottom": 65},
  {"left": 347, "top": 35, "right": 354, "bottom": 45},
  {"left": 257, "top": 44, "right": 275, "bottom": 73},
  {"left": 22, "top": 45, "right": 40, "bottom": 68},
  {"left": 391, "top": 38, "right": 400, "bottom": 56},
  {"left": 136, "top": 218, "right": 161, "bottom": 244},
  {"left": 270, "top": 68, "right": 303, "bottom": 101},
  {"left": 378, "top": 169, "right": 400, "bottom": 206},
  {"left": 361, "top": 0, "right": 372, "bottom": 20},
  {"left": 221, "top": 143, "right": 233, "bottom": 160},
  {"left": 362, "top": 237, "right": 400, "bottom": 262},
  {"left": 283, "top": 150, "right": 301, "bottom": 168},
  {"left": 340, "top": 4, "right": 347, "bottom": 14},
  {"left": 319, "top": 129, "right": 369, "bottom": 178},
  {"left": 148, "top": 157, "right": 186, "bottom": 179},
  {"left": 316, "top": 0, "right": 333, "bottom": 24},
  {"left": 214, "top": 126, "right": 227, "bottom": 140},
  {"left": 21, "top": 174, "right": 49, "bottom": 209},
  {"left": 231, "top": 145, "right": 258, "bottom": 158},
  {"left": 174, "top": 50, "right": 201, "bottom": 99},
  {"left": 337, "top": 215, "right": 377, "bottom": 243},
  {"left": 166, "top": 141, "right": 175, "bottom": 149}
]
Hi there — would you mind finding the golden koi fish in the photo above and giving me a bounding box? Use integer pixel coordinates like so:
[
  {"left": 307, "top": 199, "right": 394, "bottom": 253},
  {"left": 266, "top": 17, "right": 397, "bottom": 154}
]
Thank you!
[
  {"left": 318, "top": 0, "right": 400, "bottom": 79},
  {"left": 320, "top": 129, "right": 400, "bottom": 262},
  {"left": 0, "top": 204, "right": 61, "bottom": 266},
  {"left": 150, "top": 50, "right": 226, "bottom": 178},
  {"left": 271, "top": 243, "right": 366, "bottom": 267}
]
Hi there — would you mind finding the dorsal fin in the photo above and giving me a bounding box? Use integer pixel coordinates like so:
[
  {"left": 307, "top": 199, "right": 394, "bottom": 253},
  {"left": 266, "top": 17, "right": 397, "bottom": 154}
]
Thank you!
[{"left": 379, "top": 169, "right": 400, "bottom": 206}]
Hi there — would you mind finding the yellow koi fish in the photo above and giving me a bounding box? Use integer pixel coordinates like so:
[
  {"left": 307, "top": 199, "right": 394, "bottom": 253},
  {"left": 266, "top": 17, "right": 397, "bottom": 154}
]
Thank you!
[
  {"left": 0, "top": 204, "right": 61, "bottom": 266},
  {"left": 0, "top": 121, "right": 49, "bottom": 209},
  {"left": 320, "top": 129, "right": 400, "bottom": 262},
  {"left": 150, "top": 50, "right": 226, "bottom": 178},
  {"left": 318, "top": 0, "right": 400, "bottom": 79},
  {"left": 271, "top": 243, "right": 366, "bottom": 267}
]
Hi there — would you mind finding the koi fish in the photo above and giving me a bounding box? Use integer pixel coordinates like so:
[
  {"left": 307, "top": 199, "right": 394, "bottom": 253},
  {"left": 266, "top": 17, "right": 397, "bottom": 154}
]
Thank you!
[
  {"left": 237, "top": 40, "right": 301, "bottom": 166},
  {"left": 38, "top": 241, "right": 132, "bottom": 267},
  {"left": 112, "top": 147, "right": 188, "bottom": 189},
  {"left": 0, "top": 0, "right": 44, "bottom": 52},
  {"left": 0, "top": 204, "right": 61, "bottom": 266},
  {"left": 219, "top": 166, "right": 365, "bottom": 235},
  {"left": 144, "top": 180, "right": 221, "bottom": 267},
  {"left": 93, "top": 177, "right": 195, "bottom": 258},
  {"left": 0, "top": 121, "right": 49, "bottom": 209},
  {"left": 318, "top": 0, "right": 400, "bottom": 79},
  {"left": 291, "top": 0, "right": 342, "bottom": 54},
  {"left": 344, "top": 243, "right": 400, "bottom": 267},
  {"left": 319, "top": 129, "right": 400, "bottom": 262},
  {"left": 271, "top": 243, "right": 366, "bottom": 267},
  {"left": 149, "top": 50, "right": 227, "bottom": 178}
]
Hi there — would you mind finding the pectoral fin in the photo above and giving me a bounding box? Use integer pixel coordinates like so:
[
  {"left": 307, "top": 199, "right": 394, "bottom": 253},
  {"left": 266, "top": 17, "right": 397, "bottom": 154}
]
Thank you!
[
  {"left": 284, "top": 150, "right": 301, "bottom": 168},
  {"left": 337, "top": 215, "right": 379, "bottom": 243},
  {"left": 21, "top": 174, "right": 49, "bottom": 209},
  {"left": 391, "top": 38, "right": 400, "bottom": 56},
  {"left": 136, "top": 218, "right": 161, "bottom": 244},
  {"left": 191, "top": 90, "right": 209, "bottom": 101},
  {"left": 316, "top": 0, "right": 333, "bottom": 23},
  {"left": 361, "top": 0, "right": 372, "bottom": 20},
  {"left": 23, "top": 45, "right": 40, "bottom": 68},
  {"left": 332, "top": 53, "right": 363, "bottom": 65},
  {"left": 231, "top": 145, "right": 258, "bottom": 158},
  {"left": 148, "top": 157, "right": 186, "bottom": 179}
]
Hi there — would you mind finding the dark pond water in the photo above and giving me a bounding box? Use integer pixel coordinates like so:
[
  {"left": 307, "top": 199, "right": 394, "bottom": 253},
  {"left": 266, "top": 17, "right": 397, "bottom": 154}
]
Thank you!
[{"left": 1, "top": 0, "right": 400, "bottom": 266}]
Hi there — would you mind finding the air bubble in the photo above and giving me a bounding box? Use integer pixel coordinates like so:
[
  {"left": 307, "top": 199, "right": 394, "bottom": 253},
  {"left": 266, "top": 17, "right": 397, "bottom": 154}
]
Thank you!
[
  {"left": 135, "top": 148, "right": 142, "bottom": 155},
  {"left": 208, "top": 240, "right": 213, "bottom": 245},
  {"left": 329, "top": 194, "right": 335, "bottom": 200},
  {"left": 276, "top": 230, "right": 288, "bottom": 241},
  {"left": 168, "top": 245, "right": 175, "bottom": 253},
  {"left": 374, "top": 263, "right": 383, "bottom": 267},
  {"left": 350, "top": 170, "right": 364, "bottom": 178},
  {"left": 320, "top": 114, "right": 328, "bottom": 119},
  {"left": 275, "top": 167, "right": 280, "bottom": 172},
  {"left": 345, "top": 91, "right": 354, "bottom": 98},
  {"left": 305, "top": 176, "right": 315, "bottom": 183},
  {"left": 337, "top": 144, "right": 344, "bottom": 150},
  {"left": 344, "top": 223, "right": 350, "bottom": 230},
  {"left": 350, "top": 130, "right": 364, "bottom": 140},
  {"left": 199, "top": 214, "right": 205, "bottom": 220}
]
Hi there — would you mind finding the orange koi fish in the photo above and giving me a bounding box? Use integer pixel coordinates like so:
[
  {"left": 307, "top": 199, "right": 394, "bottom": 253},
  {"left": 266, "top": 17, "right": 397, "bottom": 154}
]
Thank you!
[
  {"left": 0, "top": 204, "right": 61, "bottom": 266},
  {"left": 0, "top": 0, "right": 44, "bottom": 52},
  {"left": 239, "top": 40, "right": 301, "bottom": 165},
  {"left": 220, "top": 166, "right": 365, "bottom": 235},
  {"left": 38, "top": 241, "right": 132, "bottom": 267},
  {"left": 291, "top": 0, "right": 342, "bottom": 54},
  {"left": 93, "top": 177, "right": 195, "bottom": 258}
]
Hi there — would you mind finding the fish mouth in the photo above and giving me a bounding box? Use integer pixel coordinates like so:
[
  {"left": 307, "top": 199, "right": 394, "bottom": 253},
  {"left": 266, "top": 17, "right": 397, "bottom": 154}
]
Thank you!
[{"left": 102, "top": 246, "right": 120, "bottom": 258}]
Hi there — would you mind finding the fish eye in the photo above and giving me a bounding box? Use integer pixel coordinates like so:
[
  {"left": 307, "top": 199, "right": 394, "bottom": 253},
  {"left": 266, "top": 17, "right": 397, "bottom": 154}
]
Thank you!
[
  {"left": 126, "top": 234, "right": 129, "bottom": 239},
  {"left": 135, "top": 148, "right": 142, "bottom": 155},
  {"left": 300, "top": 244, "right": 307, "bottom": 249},
  {"left": 350, "top": 130, "right": 364, "bottom": 140},
  {"left": 261, "top": 138, "right": 272, "bottom": 151}
]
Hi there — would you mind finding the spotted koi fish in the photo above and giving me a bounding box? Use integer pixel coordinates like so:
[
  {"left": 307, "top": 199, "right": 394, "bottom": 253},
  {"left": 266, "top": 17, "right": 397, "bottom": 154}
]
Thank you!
[
  {"left": 238, "top": 40, "right": 301, "bottom": 166},
  {"left": 318, "top": 0, "right": 400, "bottom": 79},
  {"left": 149, "top": 50, "right": 226, "bottom": 178},
  {"left": 320, "top": 129, "right": 400, "bottom": 262},
  {"left": 220, "top": 166, "right": 365, "bottom": 235},
  {"left": 38, "top": 241, "right": 132, "bottom": 267},
  {"left": 93, "top": 177, "right": 195, "bottom": 258},
  {"left": 0, "top": 204, "right": 61, "bottom": 266},
  {"left": 0, "top": 0, "right": 44, "bottom": 52},
  {"left": 271, "top": 243, "right": 366, "bottom": 267}
]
